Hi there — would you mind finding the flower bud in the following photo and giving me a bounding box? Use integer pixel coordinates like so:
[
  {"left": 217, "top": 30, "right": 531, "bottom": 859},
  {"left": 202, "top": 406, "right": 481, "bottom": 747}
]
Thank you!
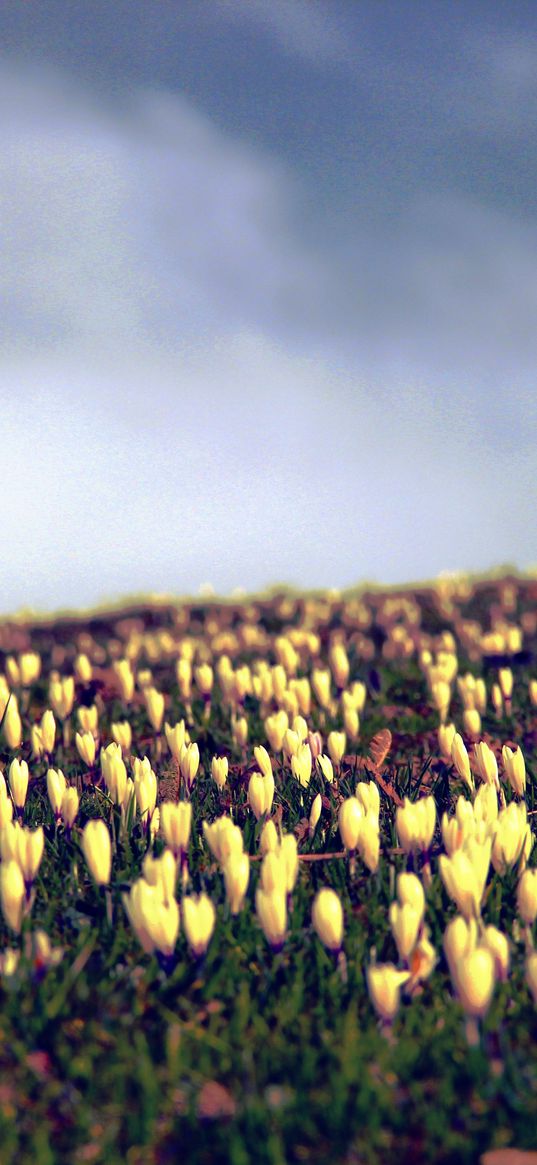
[
  {"left": 438, "top": 722, "right": 456, "bottom": 761},
  {"left": 329, "top": 643, "right": 349, "bottom": 689},
  {"left": 280, "top": 834, "right": 299, "bottom": 894},
  {"left": 3, "top": 697, "right": 22, "bottom": 750},
  {"left": 456, "top": 947, "right": 495, "bottom": 1019},
  {"left": 358, "top": 815, "right": 380, "bottom": 873},
  {"left": 431, "top": 679, "right": 451, "bottom": 722},
  {"left": 451, "top": 734, "right": 474, "bottom": 792},
  {"left": 517, "top": 868, "right": 537, "bottom": 925},
  {"left": 396, "top": 872, "right": 425, "bottom": 920},
  {"left": 396, "top": 797, "right": 436, "bottom": 854},
  {"left": 179, "top": 742, "right": 200, "bottom": 793},
  {"left": 182, "top": 892, "right": 216, "bottom": 957},
  {"left": 317, "top": 754, "right": 334, "bottom": 784},
  {"left": 253, "top": 745, "right": 272, "bottom": 778},
  {"left": 343, "top": 707, "right": 360, "bottom": 740},
  {"left": 389, "top": 901, "right": 422, "bottom": 962},
  {"left": 463, "top": 708, "right": 481, "bottom": 739},
  {"left": 134, "top": 766, "right": 158, "bottom": 827},
  {"left": 81, "top": 819, "right": 112, "bottom": 886},
  {"left": 482, "top": 925, "right": 509, "bottom": 981},
  {"left": 223, "top": 852, "right": 250, "bottom": 914},
  {"left": 491, "top": 802, "right": 532, "bottom": 876},
  {"left": 144, "top": 687, "right": 165, "bottom": 733},
  {"left": 491, "top": 683, "right": 503, "bottom": 716},
  {"left": 123, "top": 879, "right": 178, "bottom": 956},
  {"left": 31, "top": 725, "right": 44, "bottom": 759},
  {"left": 339, "top": 797, "right": 363, "bottom": 852},
  {"left": 164, "top": 720, "right": 187, "bottom": 760},
  {"left": 0, "top": 792, "right": 13, "bottom": 830},
  {"left": 312, "top": 668, "right": 332, "bottom": 709},
  {"left": 259, "top": 818, "right": 279, "bottom": 855},
  {"left": 61, "top": 786, "right": 79, "bottom": 830},
  {"left": 77, "top": 704, "right": 99, "bottom": 736},
  {"left": 502, "top": 745, "right": 526, "bottom": 797},
  {"left": 232, "top": 715, "right": 248, "bottom": 748},
  {"left": 161, "top": 801, "right": 192, "bottom": 859},
  {"left": 0, "top": 860, "right": 25, "bottom": 932},
  {"left": 309, "top": 792, "right": 322, "bottom": 835},
  {"left": 498, "top": 667, "right": 513, "bottom": 701},
  {"left": 8, "top": 758, "right": 29, "bottom": 812},
  {"left": 248, "top": 772, "right": 274, "bottom": 819},
  {"left": 113, "top": 659, "right": 135, "bottom": 703},
  {"left": 203, "top": 816, "right": 243, "bottom": 865},
  {"left": 443, "top": 914, "right": 477, "bottom": 986},
  {"left": 260, "top": 851, "right": 286, "bottom": 896},
  {"left": 111, "top": 721, "right": 132, "bottom": 751},
  {"left": 367, "top": 963, "right": 409, "bottom": 1023},
  {"left": 312, "top": 887, "right": 344, "bottom": 953},
  {"left": 40, "top": 710, "right": 56, "bottom": 755},
  {"left": 76, "top": 730, "right": 96, "bottom": 768},
  {"left": 49, "top": 675, "right": 75, "bottom": 721},
  {"left": 291, "top": 743, "right": 312, "bottom": 788},
  {"left": 75, "top": 653, "right": 93, "bottom": 684},
  {"left": 308, "top": 730, "right": 323, "bottom": 758},
  {"left": 211, "top": 756, "right": 228, "bottom": 790},
  {"left": 356, "top": 781, "right": 380, "bottom": 818},
  {"left": 256, "top": 887, "right": 287, "bottom": 950},
  {"left": 15, "top": 825, "right": 44, "bottom": 886},
  {"left": 327, "top": 731, "right": 346, "bottom": 766},
  {"left": 142, "top": 849, "right": 177, "bottom": 906},
  {"left": 473, "top": 741, "right": 499, "bottom": 788},
  {"left": 264, "top": 711, "right": 288, "bottom": 753},
  {"left": 439, "top": 843, "right": 491, "bottom": 918}
]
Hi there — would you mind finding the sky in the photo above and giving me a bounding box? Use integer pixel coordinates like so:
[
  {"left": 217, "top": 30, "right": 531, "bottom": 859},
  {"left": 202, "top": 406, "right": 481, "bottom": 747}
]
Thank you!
[{"left": 2, "top": 1, "right": 537, "bottom": 614}]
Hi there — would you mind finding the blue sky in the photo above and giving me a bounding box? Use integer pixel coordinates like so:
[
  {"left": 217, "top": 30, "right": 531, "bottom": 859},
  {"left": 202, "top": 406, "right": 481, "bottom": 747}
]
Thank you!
[{"left": 2, "top": 1, "right": 536, "bottom": 612}]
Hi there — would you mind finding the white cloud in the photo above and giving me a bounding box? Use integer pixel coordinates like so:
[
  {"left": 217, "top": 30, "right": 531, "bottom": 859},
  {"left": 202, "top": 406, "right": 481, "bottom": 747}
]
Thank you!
[
  {"left": 2, "top": 330, "right": 534, "bottom": 613},
  {"left": 0, "top": 63, "right": 326, "bottom": 354},
  {"left": 209, "top": 0, "right": 351, "bottom": 64},
  {"left": 433, "top": 28, "right": 537, "bottom": 137}
]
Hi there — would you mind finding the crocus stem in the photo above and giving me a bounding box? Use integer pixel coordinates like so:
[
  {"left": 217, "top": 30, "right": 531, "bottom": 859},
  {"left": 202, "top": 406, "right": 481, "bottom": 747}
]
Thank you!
[{"left": 465, "top": 1017, "right": 480, "bottom": 1048}]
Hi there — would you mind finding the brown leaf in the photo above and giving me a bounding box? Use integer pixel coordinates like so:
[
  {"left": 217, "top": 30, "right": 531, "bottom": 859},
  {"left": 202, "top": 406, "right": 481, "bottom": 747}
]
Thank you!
[
  {"left": 271, "top": 803, "right": 284, "bottom": 831},
  {"left": 481, "top": 1153, "right": 537, "bottom": 1165},
  {"left": 294, "top": 817, "right": 310, "bottom": 845},
  {"left": 367, "top": 728, "right": 392, "bottom": 771},
  {"left": 25, "top": 1051, "right": 53, "bottom": 1079},
  {"left": 158, "top": 762, "right": 181, "bottom": 803},
  {"left": 197, "top": 1081, "right": 236, "bottom": 1120}
]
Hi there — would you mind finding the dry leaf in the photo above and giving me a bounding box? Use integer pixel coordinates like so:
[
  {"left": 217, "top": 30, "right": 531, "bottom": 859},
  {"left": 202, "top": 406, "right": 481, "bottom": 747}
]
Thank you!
[
  {"left": 197, "top": 1081, "right": 236, "bottom": 1120},
  {"left": 481, "top": 1152, "right": 537, "bottom": 1165},
  {"left": 367, "top": 728, "right": 392, "bottom": 770},
  {"left": 294, "top": 817, "right": 310, "bottom": 845}
]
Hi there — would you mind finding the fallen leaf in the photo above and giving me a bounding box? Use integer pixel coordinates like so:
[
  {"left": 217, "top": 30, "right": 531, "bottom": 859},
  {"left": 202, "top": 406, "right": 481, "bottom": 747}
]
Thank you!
[
  {"left": 197, "top": 1081, "right": 236, "bottom": 1120},
  {"left": 367, "top": 729, "right": 392, "bottom": 770},
  {"left": 294, "top": 818, "right": 310, "bottom": 844},
  {"left": 481, "top": 1153, "right": 537, "bottom": 1165}
]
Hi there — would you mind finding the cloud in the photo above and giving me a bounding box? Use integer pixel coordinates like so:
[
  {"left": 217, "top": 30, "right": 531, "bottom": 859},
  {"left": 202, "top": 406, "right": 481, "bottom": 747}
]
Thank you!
[
  {"left": 417, "top": 27, "right": 537, "bottom": 139},
  {"left": 209, "top": 0, "right": 352, "bottom": 64},
  {"left": 1, "top": 58, "right": 536, "bottom": 611},
  {"left": 2, "top": 327, "right": 534, "bottom": 614},
  {"left": 0, "top": 62, "right": 327, "bottom": 356}
]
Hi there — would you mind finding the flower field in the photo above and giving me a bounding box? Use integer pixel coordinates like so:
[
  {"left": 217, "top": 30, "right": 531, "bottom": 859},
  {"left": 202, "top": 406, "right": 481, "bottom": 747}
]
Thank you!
[{"left": 1, "top": 575, "right": 537, "bottom": 1164}]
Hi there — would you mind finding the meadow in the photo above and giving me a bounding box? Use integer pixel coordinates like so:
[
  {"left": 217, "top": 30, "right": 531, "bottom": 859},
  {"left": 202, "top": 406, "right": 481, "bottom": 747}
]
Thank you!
[{"left": 0, "top": 574, "right": 536, "bottom": 1165}]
